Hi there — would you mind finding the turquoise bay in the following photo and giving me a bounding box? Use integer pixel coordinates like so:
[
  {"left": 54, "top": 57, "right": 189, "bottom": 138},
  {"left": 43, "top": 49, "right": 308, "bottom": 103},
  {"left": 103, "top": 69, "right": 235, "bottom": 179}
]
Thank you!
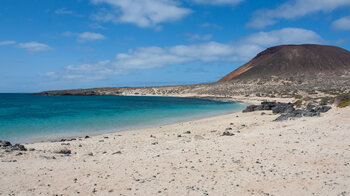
[{"left": 0, "top": 94, "right": 244, "bottom": 143}]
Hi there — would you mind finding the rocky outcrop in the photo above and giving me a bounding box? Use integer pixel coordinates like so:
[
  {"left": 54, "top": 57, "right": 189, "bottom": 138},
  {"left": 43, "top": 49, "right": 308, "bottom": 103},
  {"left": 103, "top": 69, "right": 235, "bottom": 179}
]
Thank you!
[
  {"left": 242, "top": 102, "right": 331, "bottom": 121},
  {"left": 0, "top": 141, "right": 27, "bottom": 152}
]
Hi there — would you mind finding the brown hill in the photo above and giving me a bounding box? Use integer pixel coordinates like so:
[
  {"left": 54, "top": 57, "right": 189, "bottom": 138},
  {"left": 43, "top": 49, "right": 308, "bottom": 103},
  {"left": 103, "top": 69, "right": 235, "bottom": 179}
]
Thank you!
[{"left": 219, "top": 44, "right": 350, "bottom": 82}]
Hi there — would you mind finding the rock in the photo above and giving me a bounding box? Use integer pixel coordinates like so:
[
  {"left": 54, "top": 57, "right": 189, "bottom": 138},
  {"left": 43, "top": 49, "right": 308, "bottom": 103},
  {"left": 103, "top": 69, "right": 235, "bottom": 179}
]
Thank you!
[
  {"left": 222, "top": 131, "right": 234, "bottom": 136},
  {"left": 184, "top": 131, "right": 191, "bottom": 134},
  {"left": 194, "top": 135, "right": 205, "bottom": 140},
  {"left": 54, "top": 149, "right": 71, "bottom": 154},
  {"left": 177, "top": 135, "right": 182, "bottom": 137},
  {"left": 1, "top": 141, "right": 27, "bottom": 151},
  {"left": 11, "top": 144, "right": 27, "bottom": 151},
  {"left": 226, "top": 128, "right": 232, "bottom": 130},
  {"left": 306, "top": 104, "right": 316, "bottom": 111},
  {"left": 0, "top": 141, "right": 12, "bottom": 148},
  {"left": 272, "top": 103, "right": 295, "bottom": 114},
  {"left": 245, "top": 102, "right": 332, "bottom": 121},
  {"left": 85, "top": 136, "right": 90, "bottom": 139},
  {"left": 303, "top": 111, "right": 319, "bottom": 117},
  {"left": 316, "top": 105, "right": 332, "bottom": 113},
  {"left": 274, "top": 114, "right": 289, "bottom": 121},
  {"left": 112, "top": 151, "right": 122, "bottom": 155},
  {"left": 242, "top": 105, "right": 259, "bottom": 113}
]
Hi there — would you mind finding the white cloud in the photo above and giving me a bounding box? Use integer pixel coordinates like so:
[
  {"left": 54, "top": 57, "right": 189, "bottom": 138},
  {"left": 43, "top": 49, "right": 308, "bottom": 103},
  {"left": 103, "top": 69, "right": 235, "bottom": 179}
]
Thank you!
[
  {"left": 191, "top": 0, "right": 244, "bottom": 5},
  {"left": 200, "top": 23, "right": 223, "bottom": 30},
  {"left": 39, "top": 72, "right": 56, "bottom": 77},
  {"left": 45, "top": 28, "right": 324, "bottom": 80},
  {"left": 0, "top": 40, "right": 16, "bottom": 45},
  {"left": 18, "top": 42, "right": 52, "bottom": 51},
  {"left": 77, "top": 32, "right": 106, "bottom": 42},
  {"left": 247, "top": 0, "right": 350, "bottom": 29},
  {"left": 54, "top": 8, "right": 74, "bottom": 15},
  {"left": 90, "top": 0, "right": 192, "bottom": 28},
  {"left": 186, "top": 33, "right": 212, "bottom": 41},
  {"left": 238, "top": 28, "right": 324, "bottom": 46},
  {"left": 332, "top": 15, "right": 350, "bottom": 30}
]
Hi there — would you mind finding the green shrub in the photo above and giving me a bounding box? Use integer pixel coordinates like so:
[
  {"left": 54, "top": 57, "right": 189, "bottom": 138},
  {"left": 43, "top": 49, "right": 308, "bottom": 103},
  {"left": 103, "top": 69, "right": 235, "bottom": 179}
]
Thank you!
[
  {"left": 336, "top": 93, "right": 350, "bottom": 108},
  {"left": 294, "top": 100, "right": 302, "bottom": 106},
  {"left": 319, "top": 97, "right": 334, "bottom": 106},
  {"left": 294, "top": 94, "right": 303, "bottom": 99}
]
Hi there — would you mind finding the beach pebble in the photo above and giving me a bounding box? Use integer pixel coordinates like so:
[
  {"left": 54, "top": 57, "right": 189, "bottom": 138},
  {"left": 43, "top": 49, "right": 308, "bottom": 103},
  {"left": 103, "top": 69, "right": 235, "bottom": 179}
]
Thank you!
[
  {"left": 222, "top": 131, "right": 235, "bottom": 136},
  {"left": 194, "top": 135, "right": 204, "bottom": 140}
]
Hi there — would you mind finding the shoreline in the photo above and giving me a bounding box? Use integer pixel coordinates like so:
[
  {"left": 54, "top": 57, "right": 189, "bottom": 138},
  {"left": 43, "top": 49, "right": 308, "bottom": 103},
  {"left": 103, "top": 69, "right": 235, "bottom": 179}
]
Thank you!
[
  {"left": 4, "top": 95, "right": 247, "bottom": 145},
  {"left": 1, "top": 95, "right": 348, "bottom": 195},
  {"left": 25, "top": 105, "right": 245, "bottom": 145}
]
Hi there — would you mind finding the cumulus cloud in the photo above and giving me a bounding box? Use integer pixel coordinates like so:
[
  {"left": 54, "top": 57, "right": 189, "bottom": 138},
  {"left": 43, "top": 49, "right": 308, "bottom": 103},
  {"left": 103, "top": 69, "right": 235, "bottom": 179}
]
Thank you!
[
  {"left": 49, "top": 27, "right": 324, "bottom": 80},
  {"left": 186, "top": 33, "right": 212, "bottom": 41},
  {"left": 332, "top": 16, "right": 350, "bottom": 30},
  {"left": 62, "top": 31, "right": 106, "bottom": 42},
  {"left": 78, "top": 32, "right": 106, "bottom": 42},
  {"left": 0, "top": 40, "right": 16, "bottom": 45},
  {"left": 18, "top": 42, "right": 52, "bottom": 51},
  {"left": 247, "top": 0, "right": 350, "bottom": 29},
  {"left": 90, "top": 0, "right": 192, "bottom": 28},
  {"left": 238, "top": 28, "right": 324, "bottom": 46},
  {"left": 191, "top": 0, "right": 244, "bottom": 5}
]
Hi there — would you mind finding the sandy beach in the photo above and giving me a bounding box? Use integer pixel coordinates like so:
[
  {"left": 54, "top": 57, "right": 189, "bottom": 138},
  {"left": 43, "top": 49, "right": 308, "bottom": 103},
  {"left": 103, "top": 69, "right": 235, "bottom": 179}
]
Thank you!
[{"left": 0, "top": 96, "right": 349, "bottom": 196}]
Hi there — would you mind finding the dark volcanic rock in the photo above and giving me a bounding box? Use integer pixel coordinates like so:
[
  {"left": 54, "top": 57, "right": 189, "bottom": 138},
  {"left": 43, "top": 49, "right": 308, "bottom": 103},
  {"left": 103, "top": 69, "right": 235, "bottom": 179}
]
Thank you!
[
  {"left": 222, "top": 131, "right": 234, "bottom": 136},
  {"left": 1, "top": 141, "right": 27, "bottom": 151},
  {"left": 243, "top": 102, "right": 332, "bottom": 121},
  {"left": 0, "top": 140, "right": 12, "bottom": 148}
]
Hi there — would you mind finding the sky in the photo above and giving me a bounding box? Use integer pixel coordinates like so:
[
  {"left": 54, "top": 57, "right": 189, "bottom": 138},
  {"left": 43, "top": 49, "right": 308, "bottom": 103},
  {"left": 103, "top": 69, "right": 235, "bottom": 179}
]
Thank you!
[{"left": 1, "top": 0, "right": 350, "bottom": 92}]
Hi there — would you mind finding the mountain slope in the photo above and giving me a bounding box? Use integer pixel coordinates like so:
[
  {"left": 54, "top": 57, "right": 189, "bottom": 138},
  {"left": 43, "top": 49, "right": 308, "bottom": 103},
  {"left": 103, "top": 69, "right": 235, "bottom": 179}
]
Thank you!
[{"left": 219, "top": 44, "right": 350, "bottom": 82}]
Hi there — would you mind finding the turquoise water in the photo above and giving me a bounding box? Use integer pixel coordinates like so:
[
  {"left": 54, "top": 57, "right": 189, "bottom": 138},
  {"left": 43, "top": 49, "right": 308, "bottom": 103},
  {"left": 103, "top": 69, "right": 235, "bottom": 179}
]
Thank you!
[{"left": 0, "top": 94, "right": 244, "bottom": 143}]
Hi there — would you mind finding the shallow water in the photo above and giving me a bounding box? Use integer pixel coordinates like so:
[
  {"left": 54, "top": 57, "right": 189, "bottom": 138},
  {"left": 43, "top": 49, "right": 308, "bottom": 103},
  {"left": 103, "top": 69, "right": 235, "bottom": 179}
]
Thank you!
[{"left": 0, "top": 94, "right": 244, "bottom": 143}]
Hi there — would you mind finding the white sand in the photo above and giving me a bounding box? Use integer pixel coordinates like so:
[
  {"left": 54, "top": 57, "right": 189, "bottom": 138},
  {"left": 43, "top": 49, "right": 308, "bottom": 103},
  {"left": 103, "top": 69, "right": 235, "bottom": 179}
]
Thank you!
[{"left": 0, "top": 98, "right": 349, "bottom": 195}]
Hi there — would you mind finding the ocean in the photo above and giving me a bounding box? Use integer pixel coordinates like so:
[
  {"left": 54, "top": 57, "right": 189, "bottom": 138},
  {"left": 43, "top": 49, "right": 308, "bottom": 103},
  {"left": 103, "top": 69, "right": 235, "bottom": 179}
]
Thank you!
[{"left": 0, "top": 94, "right": 244, "bottom": 143}]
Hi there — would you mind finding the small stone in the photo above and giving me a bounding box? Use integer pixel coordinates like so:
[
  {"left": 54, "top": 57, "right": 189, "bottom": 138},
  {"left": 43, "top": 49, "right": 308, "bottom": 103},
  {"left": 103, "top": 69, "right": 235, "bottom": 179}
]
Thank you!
[
  {"left": 222, "top": 131, "right": 234, "bottom": 136},
  {"left": 194, "top": 135, "right": 205, "bottom": 140}
]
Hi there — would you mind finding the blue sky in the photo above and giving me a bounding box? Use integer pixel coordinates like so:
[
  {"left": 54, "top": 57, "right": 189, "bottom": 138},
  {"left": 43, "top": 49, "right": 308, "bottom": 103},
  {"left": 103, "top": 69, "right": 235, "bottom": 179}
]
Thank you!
[{"left": 1, "top": 0, "right": 350, "bottom": 92}]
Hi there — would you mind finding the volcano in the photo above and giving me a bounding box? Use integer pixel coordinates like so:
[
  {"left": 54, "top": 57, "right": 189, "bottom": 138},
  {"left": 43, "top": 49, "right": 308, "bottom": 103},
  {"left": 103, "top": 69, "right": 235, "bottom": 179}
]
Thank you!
[{"left": 219, "top": 44, "right": 350, "bottom": 82}]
